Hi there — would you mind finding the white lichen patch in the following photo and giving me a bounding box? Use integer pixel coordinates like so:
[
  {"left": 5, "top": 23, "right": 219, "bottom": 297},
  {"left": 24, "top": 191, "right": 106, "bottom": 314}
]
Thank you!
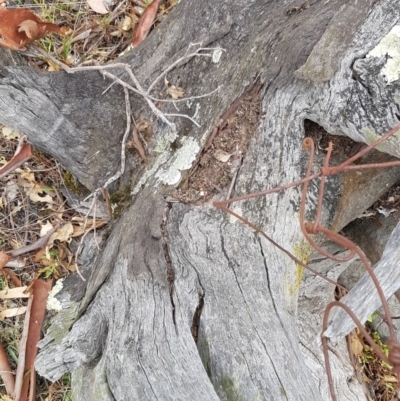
[
  {"left": 156, "top": 137, "right": 200, "bottom": 186},
  {"left": 131, "top": 152, "right": 168, "bottom": 195},
  {"left": 367, "top": 25, "right": 400, "bottom": 83},
  {"left": 212, "top": 48, "right": 223, "bottom": 63},
  {"left": 154, "top": 127, "right": 178, "bottom": 153},
  {"left": 46, "top": 278, "right": 65, "bottom": 312}
]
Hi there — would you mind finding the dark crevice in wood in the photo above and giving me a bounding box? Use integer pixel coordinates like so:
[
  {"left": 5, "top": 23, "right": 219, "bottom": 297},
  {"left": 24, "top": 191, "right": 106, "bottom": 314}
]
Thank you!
[
  {"left": 161, "top": 202, "right": 176, "bottom": 326},
  {"left": 191, "top": 293, "right": 204, "bottom": 343},
  {"left": 304, "top": 119, "right": 361, "bottom": 159},
  {"left": 257, "top": 235, "right": 279, "bottom": 319}
]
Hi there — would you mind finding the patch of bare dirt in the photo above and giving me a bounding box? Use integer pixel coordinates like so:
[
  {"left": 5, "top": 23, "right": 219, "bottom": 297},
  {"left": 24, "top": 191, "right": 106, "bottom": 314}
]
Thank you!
[{"left": 171, "top": 90, "right": 262, "bottom": 203}]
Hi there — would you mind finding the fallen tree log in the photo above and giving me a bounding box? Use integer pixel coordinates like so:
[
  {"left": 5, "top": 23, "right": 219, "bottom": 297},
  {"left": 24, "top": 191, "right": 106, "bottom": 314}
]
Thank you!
[{"left": 1, "top": 0, "right": 400, "bottom": 399}]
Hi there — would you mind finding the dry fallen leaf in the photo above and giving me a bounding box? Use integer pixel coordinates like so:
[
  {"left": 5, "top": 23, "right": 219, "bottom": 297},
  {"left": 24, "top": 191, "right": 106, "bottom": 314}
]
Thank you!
[
  {"left": 40, "top": 221, "right": 54, "bottom": 237},
  {"left": 87, "top": 0, "right": 109, "bottom": 14},
  {"left": 0, "top": 306, "right": 27, "bottom": 320},
  {"left": 71, "top": 218, "right": 107, "bottom": 237},
  {"left": 131, "top": 0, "right": 161, "bottom": 47},
  {"left": 122, "top": 15, "right": 133, "bottom": 31},
  {"left": 0, "top": 8, "right": 65, "bottom": 50},
  {"left": 48, "top": 222, "right": 74, "bottom": 245},
  {"left": 167, "top": 85, "right": 185, "bottom": 99},
  {"left": 0, "top": 143, "right": 32, "bottom": 180},
  {"left": 0, "top": 344, "right": 15, "bottom": 398},
  {"left": 214, "top": 150, "right": 232, "bottom": 163},
  {"left": 29, "top": 184, "right": 54, "bottom": 204},
  {"left": 5, "top": 181, "right": 19, "bottom": 203},
  {"left": 132, "top": 6, "right": 145, "bottom": 16},
  {"left": 34, "top": 249, "right": 50, "bottom": 266},
  {"left": 1, "top": 127, "right": 20, "bottom": 140},
  {"left": 0, "top": 251, "right": 10, "bottom": 270},
  {"left": 164, "top": 77, "right": 185, "bottom": 99},
  {"left": 350, "top": 334, "right": 364, "bottom": 358},
  {"left": 19, "top": 279, "right": 52, "bottom": 401},
  {"left": 19, "top": 169, "right": 36, "bottom": 184},
  {"left": 0, "top": 286, "right": 29, "bottom": 299}
]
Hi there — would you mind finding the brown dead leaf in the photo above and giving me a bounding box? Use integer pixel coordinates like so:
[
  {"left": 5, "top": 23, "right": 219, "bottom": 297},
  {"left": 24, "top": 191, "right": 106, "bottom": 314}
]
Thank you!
[
  {"left": 33, "top": 249, "right": 47, "bottom": 265},
  {"left": 164, "top": 77, "right": 185, "bottom": 99},
  {"left": 122, "top": 15, "right": 133, "bottom": 31},
  {"left": 0, "top": 306, "right": 27, "bottom": 320},
  {"left": 19, "top": 168, "right": 36, "bottom": 184},
  {"left": 131, "top": 126, "right": 147, "bottom": 163},
  {"left": 0, "top": 8, "right": 64, "bottom": 51},
  {"left": 350, "top": 335, "right": 364, "bottom": 358},
  {"left": 0, "top": 143, "right": 32, "bottom": 179},
  {"left": 131, "top": 0, "right": 161, "bottom": 47},
  {"left": 19, "top": 279, "right": 52, "bottom": 401},
  {"left": 214, "top": 150, "right": 232, "bottom": 163},
  {"left": 0, "top": 251, "right": 10, "bottom": 270},
  {"left": 48, "top": 222, "right": 74, "bottom": 245},
  {"left": 0, "top": 344, "right": 15, "bottom": 398},
  {"left": 71, "top": 218, "right": 107, "bottom": 237},
  {"left": 167, "top": 85, "right": 185, "bottom": 99},
  {"left": 1, "top": 268, "right": 21, "bottom": 287}
]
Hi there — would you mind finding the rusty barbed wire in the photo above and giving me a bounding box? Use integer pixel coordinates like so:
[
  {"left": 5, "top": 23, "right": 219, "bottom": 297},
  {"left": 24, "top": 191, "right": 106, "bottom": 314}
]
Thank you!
[{"left": 213, "top": 122, "right": 400, "bottom": 400}]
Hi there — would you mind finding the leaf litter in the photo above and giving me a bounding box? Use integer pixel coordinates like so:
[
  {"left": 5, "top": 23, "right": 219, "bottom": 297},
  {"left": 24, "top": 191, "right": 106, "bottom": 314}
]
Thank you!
[
  {"left": 0, "top": 0, "right": 178, "bottom": 69},
  {"left": 0, "top": 1, "right": 179, "bottom": 398},
  {"left": 0, "top": 123, "right": 106, "bottom": 399}
]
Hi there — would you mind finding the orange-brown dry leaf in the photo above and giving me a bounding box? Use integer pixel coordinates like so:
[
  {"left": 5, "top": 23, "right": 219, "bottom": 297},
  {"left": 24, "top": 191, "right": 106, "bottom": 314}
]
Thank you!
[
  {"left": 0, "top": 343, "right": 15, "bottom": 398},
  {"left": 0, "top": 8, "right": 65, "bottom": 50},
  {"left": 0, "top": 143, "right": 32, "bottom": 179},
  {"left": 131, "top": 0, "right": 161, "bottom": 47},
  {"left": 19, "top": 279, "right": 52, "bottom": 401},
  {"left": 33, "top": 249, "right": 51, "bottom": 266},
  {"left": 0, "top": 251, "right": 10, "bottom": 270}
]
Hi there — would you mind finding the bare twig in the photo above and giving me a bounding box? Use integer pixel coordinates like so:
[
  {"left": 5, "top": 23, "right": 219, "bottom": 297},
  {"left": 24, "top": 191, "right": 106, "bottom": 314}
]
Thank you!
[
  {"left": 164, "top": 113, "right": 200, "bottom": 127},
  {"left": 9, "top": 227, "right": 57, "bottom": 258},
  {"left": 146, "top": 45, "right": 225, "bottom": 94}
]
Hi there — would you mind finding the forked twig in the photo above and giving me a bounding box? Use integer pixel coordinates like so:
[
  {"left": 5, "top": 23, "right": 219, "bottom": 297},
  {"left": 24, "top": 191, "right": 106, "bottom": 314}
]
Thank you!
[
  {"left": 214, "top": 123, "right": 400, "bottom": 400},
  {"left": 54, "top": 45, "right": 221, "bottom": 280}
]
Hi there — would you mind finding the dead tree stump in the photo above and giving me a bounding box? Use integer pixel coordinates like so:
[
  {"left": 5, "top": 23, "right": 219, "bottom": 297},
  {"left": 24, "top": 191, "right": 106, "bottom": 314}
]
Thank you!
[{"left": 1, "top": 0, "right": 400, "bottom": 399}]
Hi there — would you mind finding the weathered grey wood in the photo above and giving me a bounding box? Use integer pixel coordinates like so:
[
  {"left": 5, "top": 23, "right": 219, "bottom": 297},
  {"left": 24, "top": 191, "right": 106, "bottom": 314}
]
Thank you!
[
  {"left": 0, "top": 68, "right": 127, "bottom": 189},
  {"left": 297, "top": 242, "right": 367, "bottom": 400},
  {"left": 37, "top": 189, "right": 221, "bottom": 401},
  {"left": 0, "top": 48, "right": 26, "bottom": 67},
  {"left": 325, "top": 222, "right": 400, "bottom": 339},
  {"left": 1, "top": 0, "right": 400, "bottom": 400}
]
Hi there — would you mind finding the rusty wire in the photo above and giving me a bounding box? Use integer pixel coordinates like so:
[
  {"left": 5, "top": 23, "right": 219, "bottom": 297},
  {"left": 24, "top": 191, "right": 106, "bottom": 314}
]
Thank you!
[{"left": 213, "top": 122, "right": 400, "bottom": 400}]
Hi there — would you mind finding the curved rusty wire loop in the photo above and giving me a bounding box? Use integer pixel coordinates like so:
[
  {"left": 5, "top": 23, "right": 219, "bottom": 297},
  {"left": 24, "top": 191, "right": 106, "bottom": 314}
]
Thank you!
[
  {"left": 299, "top": 137, "right": 356, "bottom": 262},
  {"left": 213, "top": 122, "right": 400, "bottom": 400},
  {"left": 299, "top": 135, "right": 396, "bottom": 333},
  {"left": 300, "top": 129, "right": 400, "bottom": 399},
  {"left": 322, "top": 301, "right": 391, "bottom": 401}
]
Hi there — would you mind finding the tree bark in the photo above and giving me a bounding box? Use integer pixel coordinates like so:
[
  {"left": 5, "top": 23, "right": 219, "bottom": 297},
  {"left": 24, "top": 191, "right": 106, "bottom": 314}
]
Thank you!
[{"left": 1, "top": 0, "right": 400, "bottom": 400}]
